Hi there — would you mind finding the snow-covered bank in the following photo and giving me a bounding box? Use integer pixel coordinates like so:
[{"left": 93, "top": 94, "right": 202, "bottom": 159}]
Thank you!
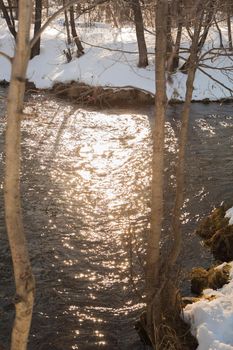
[
  {"left": 0, "top": 18, "right": 232, "bottom": 101},
  {"left": 184, "top": 262, "right": 233, "bottom": 350},
  {"left": 183, "top": 207, "right": 233, "bottom": 350}
]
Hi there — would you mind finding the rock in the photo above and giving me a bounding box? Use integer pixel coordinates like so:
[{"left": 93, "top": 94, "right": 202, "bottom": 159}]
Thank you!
[
  {"left": 195, "top": 205, "right": 233, "bottom": 261},
  {"left": 195, "top": 206, "right": 228, "bottom": 241},
  {"left": 210, "top": 226, "right": 233, "bottom": 261},
  {"left": 191, "top": 267, "right": 209, "bottom": 294},
  {"left": 191, "top": 264, "right": 230, "bottom": 295}
]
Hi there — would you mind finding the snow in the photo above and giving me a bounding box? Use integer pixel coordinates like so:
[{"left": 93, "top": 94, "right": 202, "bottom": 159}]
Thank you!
[
  {"left": 183, "top": 207, "right": 233, "bottom": 350},
  {"left": 225, "top": 207, "right": 233, "bottom": 225},
  {"left": 183, "top": 262, "right": 233, "bottom": 350},
  {"left": 0, "top": 17, "right": 232, "bottom": 100}
]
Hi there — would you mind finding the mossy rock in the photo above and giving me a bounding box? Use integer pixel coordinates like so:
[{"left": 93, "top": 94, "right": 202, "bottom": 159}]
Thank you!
[
  {"left": 191, "top": 267, "right": 209, "bottom": 294},
  {"left": 195, "top": 205, "right": 233, "bottom": 261},
  {"left": 195, "top": 206, "right": 229, "bottom": 241},
  {"left": 191, "top": 264, "right": 230, "bottom": 295},
  {"left": 210, "top": 226, "right": 233, "bottom": 261}
]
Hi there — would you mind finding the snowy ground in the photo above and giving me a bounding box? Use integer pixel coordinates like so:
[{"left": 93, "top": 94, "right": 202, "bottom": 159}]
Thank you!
[
  {"left": 184, "top": 262, "right": 233, "bottom": 350},
  {"left": 0, "top": 17, "right": 232, "bottom": 100},
  {"left": 184, "top": 208, "right": 233, "bottom": 350}
]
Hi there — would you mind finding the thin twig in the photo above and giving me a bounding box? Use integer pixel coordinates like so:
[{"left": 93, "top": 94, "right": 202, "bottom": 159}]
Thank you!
[
  {"left": 81, "top": 39, "right": 155, "bottom": 55},
  {"left": 0, "top": 51, "right": 13, "bottom": 63}
]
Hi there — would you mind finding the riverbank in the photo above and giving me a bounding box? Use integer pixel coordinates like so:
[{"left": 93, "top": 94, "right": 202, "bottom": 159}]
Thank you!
[
  {"left": 183, "top": 206, "right": 233, "bottom": 350},
  {"left": 0, "top": 17, "right": 232, "bottom": 102}
]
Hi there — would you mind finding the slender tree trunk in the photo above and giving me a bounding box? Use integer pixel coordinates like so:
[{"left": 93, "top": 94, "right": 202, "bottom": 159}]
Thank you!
[
  {"left": 106, "top": 3, "right": 119, "bottom": 27},
  {"left": 167, "top": 0, "right": 183, "bottom": 72},
  {"left": 130, "top": 0, "right": 148, "bottom": 67},
  {"left": 46, "top": 0, "right": 49, "bottom": 17},
  {"left": 4, "top": 1, "right": 35, "bottom": 350},
  {"left": 227, "top": 3, "right": 233, "bottom": 51},
  {"left": 181, "top": 1, "right": 215, "bottom": 72},
  {"left": 146, "top": 0, "right": 168, "bottom": 344},
  {"left": 214, "top": 16, "right": 223, "bottom": 48},
  {"left": 166, "top": 1, "right": 173, "bottom": 59},
  {"left": 6, "top": 0, "right": 15, "bottom": 28},
  {"left": 0, "top": 0, "right": 17, "bottom": 38},
  {"left": 31, "top": 0, "right": 42, "bottom": 58},
  {"left": 69, "top": 5, "right": 84, "bottom": 57},
  {"left": 14, "top": 0, "right": 18, "bottom": 20},
  {"left": 63, "top": 0, "right": 71, "bottom": 45},
  {"left": 168, "top": 12, "right": 203, "bottom": 268}
]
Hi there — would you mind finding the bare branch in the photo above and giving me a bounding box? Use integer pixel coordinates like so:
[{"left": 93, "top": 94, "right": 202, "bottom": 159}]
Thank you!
[
  {"left": 0, "top": 50, "right": 13, "bottom": 63},
  {"left": 81, "top": 39, "right": 155, "bottom": 55},
  {"left": 197, "top": 66, "right": 233, "bottom": 94},
  {"left": 30, "top": 0, "right": 109, "bottom": 49}
]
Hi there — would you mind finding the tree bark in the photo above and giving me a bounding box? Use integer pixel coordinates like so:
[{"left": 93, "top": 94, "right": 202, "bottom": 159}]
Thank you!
[
  {"left": 4, "top": 1, "right": 35, "bottom": 349},
  {"left": 146, "top": 0, "right": 167, "bottom": 343},
  {"left": 31, "top": 0, "right": 42, "bottom": 58},
  {"left": 168, "top": 10, "right": 203, "bottom": 268},
  {"left": 227, "top": 2, "right": 233, "bottom": 51},
  {"left": 130, "top": 0, "right": 148, "bottom": 67},
  {"left": 6, "top": 0, "right": 15, "bottom": 28},
  {"left": 167, "top": 0, "right": 183, "bottom": 72},
  {"left": 166, "top": 1, "right": 173, "bottom": 59},
  {"left": 69, "top": 5, "right": 84, "bottom": 57},
  {"left": 214, "top": 15, "right": 223, "bottom": 48}
]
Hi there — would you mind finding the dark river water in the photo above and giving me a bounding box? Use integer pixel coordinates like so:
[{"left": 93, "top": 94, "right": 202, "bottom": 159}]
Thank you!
[{"left": 0, "top": 91, "right": 232, "bottom": 350}]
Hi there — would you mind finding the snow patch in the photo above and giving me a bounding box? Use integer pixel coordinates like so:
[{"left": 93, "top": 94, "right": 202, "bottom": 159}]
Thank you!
[{"left": 183, "top": 262, "right": 233, "bottom": 350}]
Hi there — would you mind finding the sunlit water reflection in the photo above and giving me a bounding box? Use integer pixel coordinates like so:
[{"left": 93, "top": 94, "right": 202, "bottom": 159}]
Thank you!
[{"left": 0, "top": 92, "right": 233, "bottom": 350}]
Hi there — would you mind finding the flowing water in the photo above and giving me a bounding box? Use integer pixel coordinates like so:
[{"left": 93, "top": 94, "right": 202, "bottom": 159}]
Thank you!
[{"left": 0, "top": 91, "right": 232, "bottom": 350}]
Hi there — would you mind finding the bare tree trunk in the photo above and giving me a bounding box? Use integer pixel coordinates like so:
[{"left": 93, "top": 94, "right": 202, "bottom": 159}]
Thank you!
[
  {"left": 69, "top": 5, "right": 84, "bottom": 57},
  {"left": 63, "top": 0, "right": 71, "bottom": 45},
  {"left": 14, "top": 0, "right": 18, "bottom": 20},
  {"left": 227, "top": 3, "right": 233, "bottom": 51},
  {"left": 0, "top": 0, "right": 17, "bottom": 38},
  {"left": 31, "top": 0, "right": 42, "bottom": 58},
  {"left": 146, "top": 0, "right": 168, "bottom": 343},
  {"left": 130, "top": 0, "right": 148, "bottom": 67},
  {"left": 181, "top": 1, "right": 215, "bottom": 72},
  {"left": 167, "top": 0, "right": 183, "bottom": 72},
  {"left": 106, "top": 3, "right": 119, "bottom": 27},
  {"left": 214, "top": 15, "right": 223, "bottom": 48},
  {"left": 166, "top": 1, "right": 173, "bottom": 59},
  {"left": 45, "top": 0, "right": 49, "bottom": 17},
  {"left": 168, "top": 11, "right": 203, "bottom": 268},
  {"left": 6, "top": 0, "right": 15, "bottom": 28},
  {"left": 4, "top": 1, "right": 35, "bottom": 350}
]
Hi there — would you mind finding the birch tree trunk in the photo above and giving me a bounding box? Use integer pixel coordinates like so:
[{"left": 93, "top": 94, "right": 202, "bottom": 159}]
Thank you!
[
  {"left": 146, "top": 0, "right": 167, "bottom": 343},
  {"left": 4, "top": 1, "right": 35, "bottom": 349}
]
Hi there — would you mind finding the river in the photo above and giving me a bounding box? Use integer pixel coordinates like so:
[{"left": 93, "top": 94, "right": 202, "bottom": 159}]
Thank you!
[{"left": 0, "top": 91, "right": 232, "bottom": 350}]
